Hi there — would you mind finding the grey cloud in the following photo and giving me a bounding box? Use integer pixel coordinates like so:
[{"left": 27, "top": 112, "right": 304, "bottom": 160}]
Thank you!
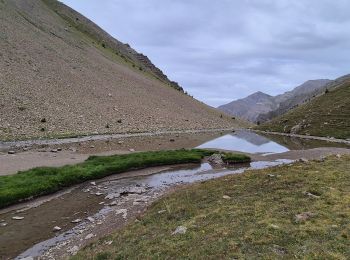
[{"left": 62, "top": 0, "right": 350, "bottom": 106}]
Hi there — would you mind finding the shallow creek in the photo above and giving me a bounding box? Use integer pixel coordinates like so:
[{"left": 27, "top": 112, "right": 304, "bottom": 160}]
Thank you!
[{"left": 1, "top": 130, "right": 349, "bottom": 259}]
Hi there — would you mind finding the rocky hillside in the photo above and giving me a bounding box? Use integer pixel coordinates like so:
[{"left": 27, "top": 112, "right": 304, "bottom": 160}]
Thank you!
[
  {"left": 218, "top": 79, "right": 330, "bottom": 123},
  {"left": 0, "top": 0, "right": 245, "bottom": 140},
  {"left": 257, "top": 75, "right": 350, "bottom": 139}
]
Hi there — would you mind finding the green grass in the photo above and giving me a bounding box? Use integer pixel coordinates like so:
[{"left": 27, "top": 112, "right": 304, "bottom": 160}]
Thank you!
[
  {"left": 222, "top": 153, "right": 251, "bottom": 164},
  {"left": 257, "top": 81, "right": 350, "bottom": 139},
  {"left": 0, "top": 149, "right": 221, "bottom": 209},
  {"left": 75, "top": 155, "right": 350, "bottom": 259}
]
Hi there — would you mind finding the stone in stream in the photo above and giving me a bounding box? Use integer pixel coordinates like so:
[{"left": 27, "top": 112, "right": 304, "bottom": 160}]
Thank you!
[
  {"left": 12, "top": 216, "right": 24, "bottom": 220},
  {"left": 172, "top": 226, "right": 187, "bottom": 235},
  {"left": 207, "top": 154, "right": 224, "bottom": 165}
]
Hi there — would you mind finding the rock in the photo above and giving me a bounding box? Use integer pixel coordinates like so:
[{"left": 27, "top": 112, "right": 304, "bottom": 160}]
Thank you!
[
  {"left": 109, "top": 201, "right": 117, "bottom": 206},
  {"left": 23, "top": 147, "right": 29, "bottom": 151},
  {"left": 67, "top": 245, "right": 79, "bottom": 255},
  {"left": 272, "top": 244, "right": 287, "bottom": 255},
  {"left": 336, "top": 154, "right": 342, "bottom": 158},
  {"left": 105, "top": 240, "right": 113, "bottom": 245},
  {"left": 51, "top": 149, "right": 58, "bottom": 153},
  {"left": 267, "top": 174, "right": 275, "bottom": 177},
  {"left": 85, "top": 233, "right": 94, "bottom": 240},
  {"left": 115, "top": 209, "right": 128, "bottom": 219},
  {"left": 169, "top": 139, "right": 175, "bottom": 142},
  {"left": 222, "top": 195, "right": 231, "bottom": 199},
  {"left": 269, "top": 224, "right": 279, "bottom": 229},
  {"left": 158, "top": 210, "right": 167, "bottom": 214},
  {"left": 108, "top": 93, "right": 112, "bottom": 97},
  {"left": 295, "top": 212, "right": 315, "bottom": 223},
  {"left": 290, "top": 124, "right": 302, "bottom": 134},
  {"left": 303, "top": 191, "right": 320, "bottom": 199},
  {"left": 90, "top": 145, "right": 95, "bottom": 148},
  {"left": 12, "top": 216, "right": 24, "bottom": 220},
  {"left": 95, "top": 192, "right": 103, "bottom": 196},
  {"left": 105, "top": 193, "right": 120, "bottom": 200},
  {"left": 172, "top": 226, "right": 187, "bottom": 235},
  {"left": 299, "top": 158, "right": 309, "bottom": 163},
  {"left": 129, "top": 148, "right": 135, "bottom": 152},
  {"left": 53, "top": 226, "right": 62, "bottom": 231},
  {"left": 71, "top": 218, "right": 82, "bottom": 223},
  {"left": 117, "top": 119, "right": 122, "bottom": 123},
  {"left": 0, "top": 222, "right": 8, "bottom": 227},
  {"left": 8, "top": 150, "right": 15, "bottom": 154},
  {"left": 207, "top": 154, "right": 224, "bottom": 165},
  {"left": 87, "top": 217, "right": 95, "bottom": 223},
  {"left": 117, "top": 141, "right": 123, "bottom": 144},
  {"left": 90, "top": 181, "right": 96, "bottom": 186}
]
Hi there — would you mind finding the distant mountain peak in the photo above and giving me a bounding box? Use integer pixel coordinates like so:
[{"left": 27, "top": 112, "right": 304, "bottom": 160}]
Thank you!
[{"left": 218, "top": 79, "right": 332, "bottom": 123}]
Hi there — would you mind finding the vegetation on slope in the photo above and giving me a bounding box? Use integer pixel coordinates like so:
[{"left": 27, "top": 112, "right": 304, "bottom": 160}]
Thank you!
[
  {"left": 257, "top": 80, "right": 350, "bottom": 139},
  {"left": 75, "top": 155, "right": 350, "bottom": 259},
  {"left": 0, "top": 149, "right": 249, "bottom": 209}
]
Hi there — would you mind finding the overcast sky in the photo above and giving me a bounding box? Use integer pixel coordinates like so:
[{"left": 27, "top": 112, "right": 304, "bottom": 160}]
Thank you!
[{"left": 61, "top": 0, "right": 350, "bottom": 107}]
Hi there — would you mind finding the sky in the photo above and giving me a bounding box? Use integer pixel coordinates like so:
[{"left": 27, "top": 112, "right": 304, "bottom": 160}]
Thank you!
[{"left": 61, "top": 0, "right": 350, "bottom": 107}]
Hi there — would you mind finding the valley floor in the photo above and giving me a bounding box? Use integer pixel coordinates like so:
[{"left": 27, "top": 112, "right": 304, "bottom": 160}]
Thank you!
[{"left": 75, "top": 155, "right": 350, "bottom": 259}]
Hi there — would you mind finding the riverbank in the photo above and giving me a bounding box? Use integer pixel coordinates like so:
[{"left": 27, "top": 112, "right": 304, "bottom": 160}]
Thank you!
[
  {"left": 1, "top": 149, "right": 247, "bottom": 209},
  {"left": 75, "top": 154, "right": 350, "bottom": 259},
  {"left": 252, "top": 129, "right": 350, "bottom": 145}
]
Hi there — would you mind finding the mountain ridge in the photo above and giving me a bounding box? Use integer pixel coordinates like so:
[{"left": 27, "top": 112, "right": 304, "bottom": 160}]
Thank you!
[{"left": 218, "top": 79, "right": 331, "bottom": 123}]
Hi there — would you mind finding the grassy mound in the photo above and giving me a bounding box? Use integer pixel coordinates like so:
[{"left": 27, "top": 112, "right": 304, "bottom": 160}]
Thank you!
[
  {"left": 222, "top": 153, "right": 251, "bottom": 164},
  {"left": 257, "top": 80, "right": 350, "bottom": 139},
  {"left": 0, "top": 149, "right": 218, "bottom": 209},
  {"left": 75, "top": 155, "right": 350, "bottom": 259}
]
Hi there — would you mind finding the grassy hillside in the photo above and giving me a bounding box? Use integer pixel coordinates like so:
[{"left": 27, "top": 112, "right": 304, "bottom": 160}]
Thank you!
[
  {"left": 257, "top": 78, "right": 350, "bottom": 139},
  {"left": 0, "top": 0, "right": 245, "bottom": 141},
  {"left": 75, "top": 155, "right": 350, "bottom": 259}
]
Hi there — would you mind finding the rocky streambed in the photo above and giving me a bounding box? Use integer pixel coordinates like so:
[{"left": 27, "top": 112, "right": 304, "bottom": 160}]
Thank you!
[{"left": 1, "top": 159, "right": 293, "bottom": 259}]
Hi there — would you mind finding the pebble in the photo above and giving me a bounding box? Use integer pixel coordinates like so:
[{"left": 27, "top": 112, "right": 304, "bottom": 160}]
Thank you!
[
  {"left": 12, "top": 216, "right": 24, "bottom": 220},
  {"left": 172, "top": 226, "right": 187, "bottom": 235},
  {"left": 105, "top": 240, "right": 113, "bottom": 245},
  {"left": 90, "top": 145, "right": 95, "bottom": 148},
  {"left": 90, "top": 182, "right": 96, "bottom": 186},
  {"left": 222, "top": 195, "right": 231, "bottom": 199},
  {"left": 50, "top": 149, "right": 58, "bottom": 153},
  {"left": 158, "top": 210, "right": 167, "bottom": 214},
  {"left": 87, "top": 217, "right": 95, "bottom": 222},
  {"left": 71, "top": 218, "right": 82, "bottom": 223},
  {"left": 95, "top": 192, "right": 103, "bottom": 196},
  {"left": 85, "top": 233, "right": 94, "bottom": 240},
  {"left": 53, "top": 226, "right": 62, "bottom": 231},
  {"left": 0, "top": 222, "right": 8, "bottom": 227},
  {"left": 129, "top": 148, "right": 135, "bottom": 152},
  {"left": 117, "top": 141, "right": 123, "bottom": 144},
  {"left": 8, "top": 151, "right": 15, "bottom": 154},
  {"left": 115, "top": 209, "right": 128, "bottom": 219}
]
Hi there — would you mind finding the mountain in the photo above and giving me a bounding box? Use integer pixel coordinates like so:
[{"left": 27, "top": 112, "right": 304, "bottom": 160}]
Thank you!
[
  {"left": 218, "top": 79, "right": 331, "bottom": 123},
  {"left": 218, "top": 91, "right": 277, "bottom": 122},
  {"left": 257, "top": 79, "right": 331, "bottom": 123},
  {"left": 0, "top": 0, "right": 245, "bottom": 140},
  {"left": 257, "top": 74, "right": 350, "bottom": 139}
]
